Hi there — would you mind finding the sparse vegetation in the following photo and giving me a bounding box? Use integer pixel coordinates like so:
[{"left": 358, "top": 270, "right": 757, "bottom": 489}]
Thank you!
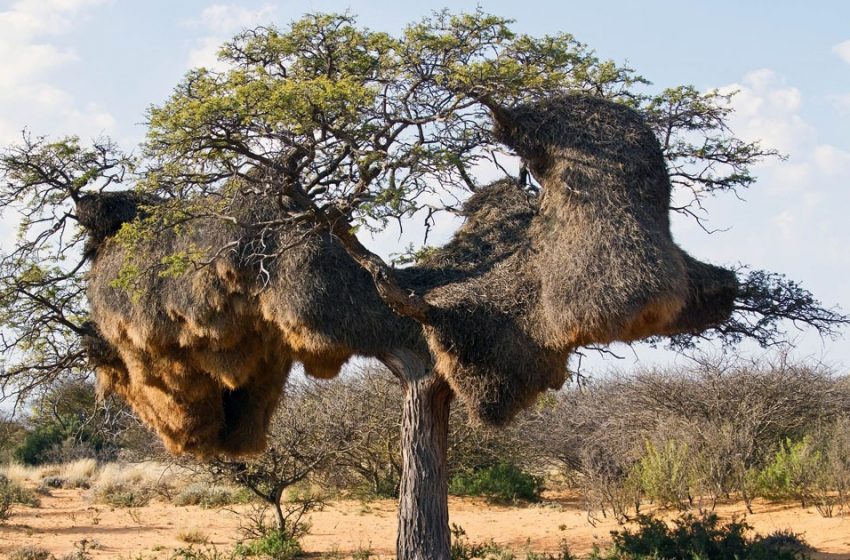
[
  {"left": 168, "top": 545, "right": 238, "bottom": 560},
  {"left": 1, "top": 473, "right": 41, "bottom": 514},
  {"left": 6, "top": 545, "right": 53, "bottom": 560},
  {"left": 450, "top": 524, "right": 510, "bottom": 560},
  {"left": 90, "top": 463, "right": 173, "bottom": 507},
  {"left": 1, "top": 359, "right": 849, "bottom": 556},
  {"left": 173, "top": 483, "right": 252, "bottom": 508},
  {"left": 525, "top": 356, "right": 850, "bottom": 520}
]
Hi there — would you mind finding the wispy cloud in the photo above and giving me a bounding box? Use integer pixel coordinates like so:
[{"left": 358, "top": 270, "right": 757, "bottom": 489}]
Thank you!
[
  {"left": 704, "top": 69, "right": 850, "bottom": 296},
  {"left": 0, "top": 0, "right": 114, "bottom": 144},
  {"left": 185, "top": 3, "right": 278, "bottom": 71},
  {"left": 717, "top": 69, "right": 814, "bottom": 154},
  {"left": 833, "top": 39, "right": 850, "bottom": 64}
]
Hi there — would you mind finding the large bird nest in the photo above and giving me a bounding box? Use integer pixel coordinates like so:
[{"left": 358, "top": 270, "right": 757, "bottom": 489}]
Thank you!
[{"left": 82, "top": 93, "right": 737, "bottom": 457}]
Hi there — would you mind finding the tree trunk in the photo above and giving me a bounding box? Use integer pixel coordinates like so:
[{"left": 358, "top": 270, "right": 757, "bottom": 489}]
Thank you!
[
  {"left": 272, "top": 487, "right": 286, "bottom": 532},
  {"left": 384, "top": 349, "right": 452, "bottom": 560}
]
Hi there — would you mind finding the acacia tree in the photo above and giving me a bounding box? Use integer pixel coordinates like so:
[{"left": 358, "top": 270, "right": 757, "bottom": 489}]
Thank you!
[
  {"left": 0, "top": 11, "right": 846, "bottom": 559},
  {"left": 207, "top": 381, "right": 357, "bottom": 536}
]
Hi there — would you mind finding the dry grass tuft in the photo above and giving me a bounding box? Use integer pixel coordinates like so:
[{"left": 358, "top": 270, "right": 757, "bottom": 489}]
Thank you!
[
  {"left": 173, "top": 482, "right": 251, "bottom": 508},
  {"left": 177, "top": 528, "right": 211, "bottom": 545},
  {"left": 57, "top": 459, "right": 98, "bottom": 488},
  {"left": 2, "top": 463, "right": 54, "bottom": 484},
  {"left": 91, "top": 462, "right": 177, "bottom": 507}
]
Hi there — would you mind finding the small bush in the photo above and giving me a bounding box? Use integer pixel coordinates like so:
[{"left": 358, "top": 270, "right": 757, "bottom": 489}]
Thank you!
[
  {"left": 593, "top": 512, "right": 811, "bottom": 560},
  {"left": 450, "top": 523, "right": 509, "bottom": 560},
  {"left": 449, "top": 462, "right": 543, "bottom": 502},
  {"left": 91, "top": 462, "right": 176, "bottom": 507},
  {"left": 756, "top": 437, "right": 822, "bottom": 506},
  {"left": 6, "top": 545, "right": 53, "bottom": 560},
  {"left": 1, "top": 474, "right": 41, "bottom": 509},
  {"left": 634, "top": 440, "right": 692, "bottom": 510},
  {"left": 178, "top": 529, "right": 210, "bottom": 545},
  {"left": 14, "top": 423, "right": 67, "bottom": 465},
  {"left": 93, "top": 479, "right": 153, "bottom": 507},
  {"left": 754, "top": 529, "right": 812, "bottom": 556},
  {"left": 525, "top": 541, "right": 575, "bottom": 560},
  {"left": 0, "top": 483, "right": 11, "bottom": 522},
  {"left": 235, "top": 529, "right": 303, "bottom": 559},
  {"left": 174, "top": 483, "right": 252, "bottom": 507}
]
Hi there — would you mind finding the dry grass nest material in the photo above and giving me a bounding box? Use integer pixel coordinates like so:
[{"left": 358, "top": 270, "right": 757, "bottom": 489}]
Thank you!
[{"left": 81, "top": 93, "right": 736, "bottom": 457}]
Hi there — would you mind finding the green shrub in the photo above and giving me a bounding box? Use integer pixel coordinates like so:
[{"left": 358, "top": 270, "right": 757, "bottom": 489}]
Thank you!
[
  {"left": 634, "top": 440, "right": 693, "bottom": 510},
  {"left": 235, "top": 529, "right": 302, "bottom": 559},
  {"left": 14, "top": 423, "right": 67, "bottom": 465},
  {"left": 756, "top": 437, "right": 822, "bottom": 506},
  {"left": 592, "top": 512, "right": 810, "bottom": 560},
  {"left": 449, "top": 461, "right": 543, "bottom": 502}
]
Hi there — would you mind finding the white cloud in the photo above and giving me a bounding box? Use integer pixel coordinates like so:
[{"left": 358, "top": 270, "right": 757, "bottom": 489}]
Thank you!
[
  {"left": 194, "top": 4, "right": 277, "bottom": 34},
  {"left": 718, "top": 69, "right": 814, "bottom": 153},
  {"left": 0, "top": 0, "right": 113, "bottom": 144},
  {"left": 187, "top": 35, "right": 227, "bottom": 70},
  {"left": 811, "top": 144, "right": 850, "bottom": 176},
  {"left": 186, "top": 4, "right": 277, "bottom": 71},
  {"left": 680, "top": 70, "right": 850, "bottom": 308},
  {"left": 833, "top": 39, "right": 850, "bottom": 64}
]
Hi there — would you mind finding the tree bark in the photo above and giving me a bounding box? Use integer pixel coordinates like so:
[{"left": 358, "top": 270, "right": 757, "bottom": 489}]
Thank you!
[
  {"left": 384, "top": 349, "right": 452, "bottom": 560},
  {"left": 272, "top": 487, "right": 285, "bottom": 532}
]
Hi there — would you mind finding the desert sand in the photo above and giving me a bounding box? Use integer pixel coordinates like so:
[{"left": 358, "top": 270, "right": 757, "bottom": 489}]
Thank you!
[{"left": 2, "top": 488, "right": 850, "bottom": 559}]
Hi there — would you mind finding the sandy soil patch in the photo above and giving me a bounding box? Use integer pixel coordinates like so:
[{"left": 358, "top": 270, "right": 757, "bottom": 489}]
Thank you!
[{"left": 1, "top": 488, "right": 849, "bottom": 558}]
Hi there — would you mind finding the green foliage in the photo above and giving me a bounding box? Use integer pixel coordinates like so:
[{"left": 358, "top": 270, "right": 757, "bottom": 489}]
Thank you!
[
  {"left": 449, "top": 461, "right": 542, "bottom": 503},
  {"left": 14, "top": 423, "right": 67, "bottom": 465},
  {"left": 137, "top": 8, "right": 655, "bottom": 236},
  {"left": 12, "top": 380, "right": 118, "bottom": 465},
  {"left": 634, "top": 440, "right": 693, "bottom": 510},
  {"left": 0, "top": 418, "right": 27, "bottom": 464},
  {"left": 593, "top": 512, "right": 810, "bottom": 560},
  {"left": 234, "top": 529, "right": 303, "bottom": 559},
  {"left": 756, "top": 437, "right": 822, "bottom": 505}
]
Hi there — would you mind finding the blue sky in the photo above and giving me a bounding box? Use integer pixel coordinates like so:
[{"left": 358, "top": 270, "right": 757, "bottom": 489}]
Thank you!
[{"left": 1, "top": 0, "right": 848, "bottom": 372}]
